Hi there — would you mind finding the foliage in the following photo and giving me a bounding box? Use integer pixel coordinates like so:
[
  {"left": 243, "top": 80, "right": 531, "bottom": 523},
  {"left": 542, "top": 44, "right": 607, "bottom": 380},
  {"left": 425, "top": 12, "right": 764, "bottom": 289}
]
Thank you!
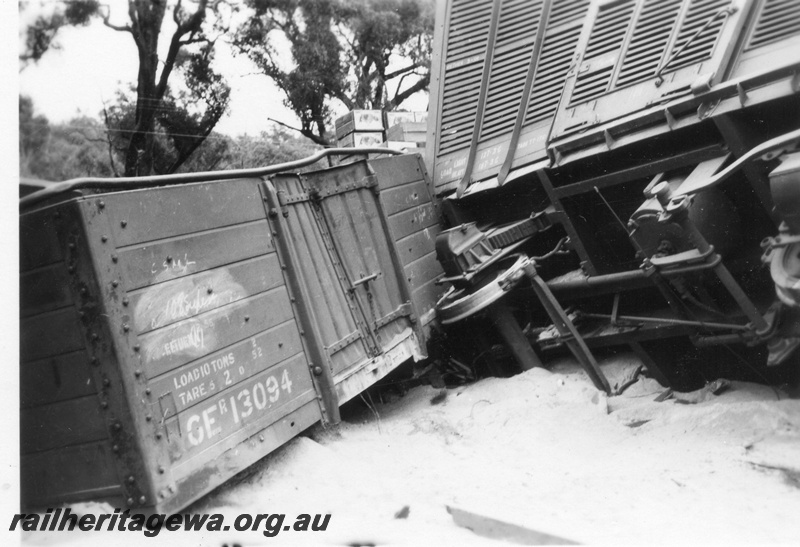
[
  {"left": 20, "top": 97, "right": 116, "bottom": 180},
  {"left": 176, "top": 125, "right": 322, "bottom": 172},
  {"left": 19, "top": 96, "right": 319, "bottom": 180},
  {"left": 19, "top": 95, "right": 50, "bottom": 173},
  {"left": 221, "top": 126, "right": 322, "bottom": 169},
  {"left": 234, "top": 0, "right": 434, "bottom": 145},
  {"left": 20, "top": 0, "right": 231, "bottom": 177},
  {"left": 105, "top": 74, "right": 230, "bottom": 176}
]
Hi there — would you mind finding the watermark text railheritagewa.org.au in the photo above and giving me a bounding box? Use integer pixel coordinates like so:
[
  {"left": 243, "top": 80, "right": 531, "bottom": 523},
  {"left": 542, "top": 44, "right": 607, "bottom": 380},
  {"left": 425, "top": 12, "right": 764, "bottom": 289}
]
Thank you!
[{"left": 10, "top": 508, "right": 331, "bottom": 537}]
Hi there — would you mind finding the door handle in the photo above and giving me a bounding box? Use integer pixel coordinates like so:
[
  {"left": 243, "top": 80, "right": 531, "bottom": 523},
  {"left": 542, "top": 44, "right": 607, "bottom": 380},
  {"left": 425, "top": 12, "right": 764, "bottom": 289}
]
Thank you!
[{"left": 351, "top": 272, "right": 379, "bottom": 289}]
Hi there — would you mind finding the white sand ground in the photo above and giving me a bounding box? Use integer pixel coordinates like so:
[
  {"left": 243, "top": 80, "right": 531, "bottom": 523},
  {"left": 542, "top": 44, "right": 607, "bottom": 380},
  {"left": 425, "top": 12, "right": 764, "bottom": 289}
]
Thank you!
[{"left": 18, "top": 353, "right": 800, "bottom": 546}]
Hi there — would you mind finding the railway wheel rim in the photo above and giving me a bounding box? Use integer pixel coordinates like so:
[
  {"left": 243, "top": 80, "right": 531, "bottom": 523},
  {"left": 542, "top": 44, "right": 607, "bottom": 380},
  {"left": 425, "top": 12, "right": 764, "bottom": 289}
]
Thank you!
[{"left": 436, "top": 255, "right": 530, "bottom": 324}]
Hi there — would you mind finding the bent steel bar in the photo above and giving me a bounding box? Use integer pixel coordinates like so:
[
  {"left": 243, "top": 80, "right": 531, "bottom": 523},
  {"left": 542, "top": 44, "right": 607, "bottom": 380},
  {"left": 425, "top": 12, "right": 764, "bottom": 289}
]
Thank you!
[
  {"left": 523, "top": 260, "right": 611, "bottom": 394},
  {"left": 455, "top": 0, "right": 504, "bottom": 199},
  {"left": 19, "top": 147, "right": 403, "bottom": 209},
  {"left": 496, "top": 0, "right": 552, "bottom": 187},
  {"left": 673, "top": 128, "right": 800, "bottom": 197}
]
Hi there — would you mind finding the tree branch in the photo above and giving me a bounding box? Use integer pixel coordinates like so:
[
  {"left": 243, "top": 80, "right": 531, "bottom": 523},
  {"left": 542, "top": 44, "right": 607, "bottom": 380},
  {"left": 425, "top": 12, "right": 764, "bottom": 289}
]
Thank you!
[
  {"left": 173, "top": 0, "right": 183, "bottom": 26},
  {"left": 268, "top": 118, "right": 330, "bottom": 146},
  {"left": 157, "top": 0, "right": 209, "bottom": 100},
  {"left": 388, "top": 75, "right": 429, "bottom": 110},
  {"left": 179, "top": 35, "right": 211, "bottom": 45},
  {"left": 330, "top": 91, "right": 354, "bottom": 111},
  {"left": 99, "top": 4, "right": 132, "bottom": 33},
  {"left": 385, "top": 62, "right": 421, "bottom": 81}
]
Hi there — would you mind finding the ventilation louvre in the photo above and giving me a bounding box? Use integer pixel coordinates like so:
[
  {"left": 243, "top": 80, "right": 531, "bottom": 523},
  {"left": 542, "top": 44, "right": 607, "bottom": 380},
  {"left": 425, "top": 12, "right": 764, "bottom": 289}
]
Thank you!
[
  {"left": 583, "top": 0, "right": 637, "bottom": 61},
  {"left": 480, "top": 0, "right": 544, "bottom": 142},
  {"left": 616, "top": 0, "right": 682, "bottom": 87},
  {"left": 526, "top": 25, "right": 583, "bottom": 124},
  {"left": 747, "top": 0, "right": 800, "bottom": 50},
  {"left": 495, "top": 0, "right": 543, "bottom": 49},
  {"left": 525, "top": 0, "right": 590, "bottom": 125},
  {"left": 570, "top": 0, "right": 636, "bottom": 105},
  {"left": 547, "top": 0, "right": 591, "bottom": 28},
  {"left": 571, "top": 66, "right": 615, "bottom": 104},
  {"left": 438, "top": 0, "right": 494, "bottom": 155},
  {"left": 665, "top": 0, "right": 728, "bottom": 71}
]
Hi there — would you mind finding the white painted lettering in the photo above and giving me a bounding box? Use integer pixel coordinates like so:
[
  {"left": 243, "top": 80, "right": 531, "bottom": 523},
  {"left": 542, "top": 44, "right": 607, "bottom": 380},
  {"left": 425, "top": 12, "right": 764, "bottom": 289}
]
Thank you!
[
  {"left": 187, "top": 414, "right": 203, "bottom": 446},
  {"left": 203, "top": 405, "right": 221, "bottom": 440}
]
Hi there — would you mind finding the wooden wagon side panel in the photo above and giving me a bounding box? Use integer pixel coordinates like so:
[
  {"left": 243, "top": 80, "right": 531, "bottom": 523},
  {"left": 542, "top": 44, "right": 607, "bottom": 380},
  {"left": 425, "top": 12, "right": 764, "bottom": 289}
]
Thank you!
[{"left": 91, "top": 179, "right": 325, "bottom": 512}]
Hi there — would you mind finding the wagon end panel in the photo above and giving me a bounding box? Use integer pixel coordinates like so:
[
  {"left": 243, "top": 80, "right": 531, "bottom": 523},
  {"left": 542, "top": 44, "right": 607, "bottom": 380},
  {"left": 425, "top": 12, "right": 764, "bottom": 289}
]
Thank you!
[{"left": 20, "top": 203, "right": 127, "bottom": 509}]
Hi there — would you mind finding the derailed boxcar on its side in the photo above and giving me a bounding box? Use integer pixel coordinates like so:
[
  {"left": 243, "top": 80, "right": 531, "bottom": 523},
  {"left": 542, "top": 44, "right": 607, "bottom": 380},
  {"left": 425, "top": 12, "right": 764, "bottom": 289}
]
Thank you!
[{"left": 19, "top": 154, "right": 444, "bottom": 513}]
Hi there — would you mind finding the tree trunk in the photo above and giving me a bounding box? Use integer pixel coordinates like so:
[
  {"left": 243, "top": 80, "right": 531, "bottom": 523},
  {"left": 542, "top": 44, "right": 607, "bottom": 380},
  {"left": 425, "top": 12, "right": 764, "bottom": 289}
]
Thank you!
[{"left": 124, "top": 0, "right": 166, "bottom": 176}]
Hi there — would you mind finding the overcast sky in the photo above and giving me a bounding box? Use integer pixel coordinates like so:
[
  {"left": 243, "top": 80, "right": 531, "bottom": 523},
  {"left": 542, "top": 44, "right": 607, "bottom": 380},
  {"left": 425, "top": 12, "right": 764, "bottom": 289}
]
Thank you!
[
  {"left": 18, "top": 6, "right": 298, "bottom": 136},
  {"left": 17, "top": 1, "right": 428, "bottom": 137}
]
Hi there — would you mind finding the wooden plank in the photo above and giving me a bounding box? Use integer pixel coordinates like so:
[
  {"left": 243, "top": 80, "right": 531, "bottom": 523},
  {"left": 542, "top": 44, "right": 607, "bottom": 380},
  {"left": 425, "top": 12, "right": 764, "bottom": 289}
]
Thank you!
[
  {"left": 20, "top": 208, "right": 63, "bottom": 271},
  {"left": 21, "top": 350, "right": 95, "bottom": 408},
  {"left": 164, "top": 353, "right": 315, "bottom": 462},
  {"left": 148, "top": 319, "right": 304, "bottom": 413},
  {"left": 129, "top": 253, "right": 284, "bottom": 334},
  {"left": 404, "top": 251, "right": 444, "bottom": 291},
  {"left": 20, "top": 307, "right": 85, "bottom": 363},
  {"left": 21, "top": 441, "right": 121, "bottom": 509},
  {"left": 102, "top": 178, "right": 266, "bottom": 247},
  {"left": 395, "top": 227, "right": 441, "bottom": 265},
  {"left": 139, "top": 286, "right": 296, "bottom": 378},
  {"left": 20, "top": 262, "right": 72, "bottom": 318},
  {"left": 334, "top": 331, "right": 417, "bottom": 405},
  {"left": 21, "top": 396, "right": 107, "bottom": 454},
  {"left": 380, "top": 181, "right": 430, "bottom": 216},
  {"left": 117, "top": 220, "right": 274, "bottom": 290},
  {"left": 387, "top": 203, "right": 439, "bottom": 241},
  {"left": 371, "top": 154, "right": 428, "bottom": 189}
]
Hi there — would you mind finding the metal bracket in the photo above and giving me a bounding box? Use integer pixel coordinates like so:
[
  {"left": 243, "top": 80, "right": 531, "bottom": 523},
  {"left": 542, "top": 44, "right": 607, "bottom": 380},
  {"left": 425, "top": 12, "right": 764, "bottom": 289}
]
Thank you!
[
  {"left": 278, "top": 191, "right": 311, "bottom": 205},
  {"left": 317, "top": 175, "right": 379, "bottom": 200},
  {"left": 325, "top": 331, "right": 363, "bottom": 356},
  {"left": 276, "top": 176, "right": 378, "bottom": 205},
  {"left": 374, "top": 302, "right": 413, "bottom": 330}
]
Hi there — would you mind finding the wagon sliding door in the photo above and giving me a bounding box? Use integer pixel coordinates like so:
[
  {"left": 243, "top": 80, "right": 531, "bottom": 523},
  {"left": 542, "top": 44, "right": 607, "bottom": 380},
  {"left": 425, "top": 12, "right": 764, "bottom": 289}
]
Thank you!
[{"left": 267, "top": 161, "right": 425, "bottom": 404}]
